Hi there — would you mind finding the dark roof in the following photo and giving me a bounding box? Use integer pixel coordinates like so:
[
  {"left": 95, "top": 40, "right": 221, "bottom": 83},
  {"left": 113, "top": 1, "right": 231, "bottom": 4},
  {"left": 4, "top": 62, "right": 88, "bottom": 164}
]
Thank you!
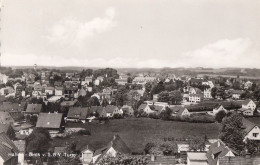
[
  {"left": 0, "top": 132, "right": 19, "bottom": 161},
  {"left": 147, "top": 156, "right": 176, "bottom": 165},
  {"left": 170, "top": 106, "right": 188, "bottom": 116},
  {"left": 206, "top": 140, "right": 237, "bottom": 165},
  {"left": 242, "top": 99, "right": 253, "bottom": 105},
  {"left": 67, "top": 107, "right": 89, "bottom": 119},
  {"left": 0, "top": 123, "right": 12, "bottom": 134},
  {"left": 60, "top": 99, "right": 78, "bottom": 107},
  {"left": 13, "top": 140, "right": 26, "bottom": 152},
  {"left": 219, "top": 156, "right": 260, "bottom": 165},
  {"left": 93, "top": 135, "right": 131, "bottom": 162},
  {"left": 0, "top": 112, "right": 14, "bottom": 124},
  {"left": 149, "top": 105, "right": 164, "bottom": 112},
  {"left": 89, "top": 106, "right": 104, "bottom": 113},
  {"left": 242, "top": 118, "right": 256, "bottom": 135},
  {"left": 26, "top": 104, "right": 42, "bottom": 113},
  {"left": 138, "top": 104, "right": 148, "bottom": 111},
  {"left": 0, "top": 102, "right": 22, "bottom": 112},
  {"left": 105, "top": 105, "right": 118, "bottom": 113},
  {"left": 36, "top": 113, "right": 63, "bottom": 129}
]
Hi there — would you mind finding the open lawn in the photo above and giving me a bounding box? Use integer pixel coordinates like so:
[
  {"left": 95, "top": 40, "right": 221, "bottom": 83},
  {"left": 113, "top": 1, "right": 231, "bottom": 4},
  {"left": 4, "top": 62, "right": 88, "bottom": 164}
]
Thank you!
[
  {"left": 247, "top": 117, "right": 260, "bottom": 126},
  {"left": 52, "top": 118, "right": 220, "bottom": 153}
]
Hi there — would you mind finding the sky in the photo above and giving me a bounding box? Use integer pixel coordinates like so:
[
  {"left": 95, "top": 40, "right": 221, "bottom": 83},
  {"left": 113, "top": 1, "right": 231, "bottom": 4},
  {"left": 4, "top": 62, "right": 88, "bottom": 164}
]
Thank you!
[{"left": 1, "top": 0, "right": 260, "bottom": 68}]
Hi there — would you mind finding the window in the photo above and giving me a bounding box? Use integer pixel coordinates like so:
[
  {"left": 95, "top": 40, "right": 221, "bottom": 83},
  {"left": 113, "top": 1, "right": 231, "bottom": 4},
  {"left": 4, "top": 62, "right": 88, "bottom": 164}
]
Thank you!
[{"left": 253, "top": 133, "right": 259, "bottom": 137}]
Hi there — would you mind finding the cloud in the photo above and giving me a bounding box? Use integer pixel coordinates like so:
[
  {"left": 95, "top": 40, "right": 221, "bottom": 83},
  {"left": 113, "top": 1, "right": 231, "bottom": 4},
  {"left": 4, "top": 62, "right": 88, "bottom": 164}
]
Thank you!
[
  {"left": 45, "top": 7, "right": 117, "bottom": 45},
  {"left": 183, "top": 38, "right": 260, "bottom": 68},
  {"left": 2, "top": 38, "right": 260, "bottom": 68}
]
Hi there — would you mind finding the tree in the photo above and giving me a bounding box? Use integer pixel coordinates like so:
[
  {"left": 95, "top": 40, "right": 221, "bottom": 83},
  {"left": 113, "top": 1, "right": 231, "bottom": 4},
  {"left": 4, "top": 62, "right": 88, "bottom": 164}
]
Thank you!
[
  {"left": 188, "top": 136, "right": 206, "bottom": 151},
  {"left": 26, "top": 128, "right": 51, "bottom": 153},
  {"left": 114, "top": 86, "right": 128, "bottom": 107},
  {"left": 219, "top": 113, "right": 245, "bottom": 154},
  {"left": 215, "top": 110, "right": 226, "bottom": 123},
  {"left": 101, "top": 98, "right": 109, "bottom": 107},
  {"left": 169, "top": 90, "right": 183, "bottom": 105},
  {"left": 87, "top": 96, "right": 100, "bottom": 106},
  {"left": 245, "top": 139, "right": 259, "bottom": 155},
  {"left": 158, "top": 91, "right": 170, "bottom": 103}
]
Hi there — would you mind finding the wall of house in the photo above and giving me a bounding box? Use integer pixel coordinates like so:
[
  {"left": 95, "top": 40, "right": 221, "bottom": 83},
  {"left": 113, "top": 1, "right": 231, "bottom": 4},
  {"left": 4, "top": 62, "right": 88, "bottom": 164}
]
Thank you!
[
  {"left": 242, "top": 110, "right": 254, "bottom": 116},
  {"left": 181, "top": 109, "right": 190, "bottom": 117},
  {"left": 242, "top": 101, "right": 256, "bottom": 110},
  {"left": 81, "top": 149, "right": 93, "bottom": 165},
  {"left": 245, "top": 126, "right": 260, "bottom": 140},
  {"left": 187, "top": 159, "right": 208, "bottom": 165}
]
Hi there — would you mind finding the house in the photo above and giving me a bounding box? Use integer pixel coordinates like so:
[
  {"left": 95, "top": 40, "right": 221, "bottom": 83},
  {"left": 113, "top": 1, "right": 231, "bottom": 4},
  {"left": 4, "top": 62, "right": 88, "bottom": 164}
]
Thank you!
[
  {"left": 0, "top": 112, "right": 15, "bottom": 124},
  {"left": 187, "top": 152, "right": 208, "bottom": 165},
  {"left": 25, "top": 104, "right": 42, "bottom": 116},
  {"left": 212, "top": 104, "right": 227, "bottom": 115},
  {"left": 241, "top": 99, "right": 256, "bottom": 110},
  {"left": 230, "top": 90, "right": 244, "bottom": 99},
  {"left": 84, "top": 76, "right": 93, "bottom": 85},
  {"left": 242, "top": 118, "right": 260, "bottom": 141},
  {"left": 105, "top": 105, "right": 122, "bottom": 117},
  {"left": 206, "top": 139, "right": 237, "bottom": 165},
  {"left": 0, "top": 132, "right": 19, "bottom": 165},
  {"left": 132, "top": 76, "right": 157, "bottom": 85},
  {"left": 153, "top": 94, "right": 159, "bottom": 102},
  {"left": 94, "top": 76, "right": 104, "bottom": 86},
  {"left": 244, "top": 81, "right": 253, "bottom": 89},
  {"left": 149, "top": 105, "right": 165, "bottom": 114},
  {"left": 138, "top": 104, "right": 155, "bottom": 114},
  {"left": 170, "top": 106, "right": 190, "bottom": 118},
  {"left": 45, "top": 86, "right": 54, "bottom": 95},
  {"left": 32, "top": 85, "right": 44, "bottom": 97},
  {"left": 13, "top": 140, "right": 26, "bottom": 165},
  {"left": 189, "top": 87, "right": 203, "bottom": 103},
  {"left": 121, "top": 105, "right": 134, "bottom": 117},
  {"left": 60, "top": 99, "right": 79, "bottom": 107},
  {"left": 147, "top": 155, "right": 176, "bottom": 165},
  {"left": 91, "top": 135, "right": 131, "bottom": 164},
  {"left": 237, "top": 99, "right": 256, "bottom": 116},
  {"left": 115, "top": 78, "right": 128, "bottom": 85},
  {"left": 89, "top": 106, "right": 107, "bottom": 118},
  {"left": 14, "top": 123, "right": 34, "bottom": 138},
  {"left": 80, "top": 145, "right": 94, "bottom": 165},
  {"left": 219, "top": 156, "right": 260, "bottom": 164},
  {"left": 36, "top": 112, "right": 64, "bottom": 136},
  {"left": 0, "top": 123, "right": 15, "bottom": 140},
  {"left": 67, "top": 107, "right": 89, "bottom": 123},
  {"left": 55, "top": 86, "right": 64, "bottom": 96},
  {"left": 189, "top": 94, "right": 203, "bottom": 103},
  {"left": 203, "top": 88, "right": 212, "bottom": 99}
]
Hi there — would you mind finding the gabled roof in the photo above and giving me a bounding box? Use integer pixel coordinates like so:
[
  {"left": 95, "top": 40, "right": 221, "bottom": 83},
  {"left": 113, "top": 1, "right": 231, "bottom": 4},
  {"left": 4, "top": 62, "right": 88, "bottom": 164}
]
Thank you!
[
  {"left": 0, "top": 102, "right": 22, "bottom": 112},
  {"left": 187, "top": 152, "right": 207, "bottom": 161},
  {"left": 242, "top": 118, "right": 256, "bottom": 135},
  {"left": 36, "top": 113, "right": 63, "bottom": 129},
  {"left": 170, "top": 106, "right": 188, "bottom": 116},
  {"left": 26, "top": 104, "right": 42, "bottom": 113},
  {"left": 206, "top": 139, "right": 237, "bottom": 165},
  {"left": 93, "top": 135, "right": 131, "bottom": 162},
  {"left": 105, "top": 105, "right": 118, "bottom": 113},
  {"left": 67, "top": 107, "right": 89, "bottom": 120},
  {"left": 242, "top": 99, "right": 254, "bottom": 106},
  {"left": 0, "top": 112, "right": 14, "bottom": 124},
  {"left": 0, "top": 132, "right": 19, "bottom": 161},
  {"left": 60, "top": 99, "right": 78, "bottom": 107},
  {"left": 138, "top": 104, "right": 148, "bottom": 111},
  {"left": 149, "top": 105, "right": 164, "bottom": 112},
  {"left": 0, "top": 123, "right": 12, "bottom": 134},
  {"left": 213, "top": 104, "right": 225, "bottom": 110}
]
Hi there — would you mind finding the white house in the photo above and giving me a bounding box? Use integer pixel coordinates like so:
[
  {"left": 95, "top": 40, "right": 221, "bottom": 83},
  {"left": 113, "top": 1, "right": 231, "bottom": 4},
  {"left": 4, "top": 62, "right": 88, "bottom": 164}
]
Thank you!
[
  {"left": 80, "top": 146, "right": 94, "bottom": 165},
  {"left": 203, "top": 88, "right": 212, "bottom": 99},
  {"left": 243, "top": 118, "right": 260, "bottom": 141},
  {"left": 212, "top": 104, "right": 227, "bottom": 115},
  {"left": 189, "top": 94, "right": 202, "bottom": 103},
  {"left": 187, "top": 152, "right": 208, "bottom": 165},
  {"left": 242, "top": 99, "right": 256, "bottom": 110}
]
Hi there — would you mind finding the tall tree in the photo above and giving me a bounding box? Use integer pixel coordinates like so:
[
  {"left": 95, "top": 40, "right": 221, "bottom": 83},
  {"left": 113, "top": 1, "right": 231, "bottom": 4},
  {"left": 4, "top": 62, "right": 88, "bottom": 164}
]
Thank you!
[{"left": 219, "top": 113, "right": 245, "bottom": 154}]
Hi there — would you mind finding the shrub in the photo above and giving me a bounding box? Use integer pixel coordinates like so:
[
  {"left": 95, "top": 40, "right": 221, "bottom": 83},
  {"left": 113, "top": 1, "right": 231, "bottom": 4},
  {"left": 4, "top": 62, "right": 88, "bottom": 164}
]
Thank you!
[{"left": 77, "top": 129, "right": 91, "bottom": 136}]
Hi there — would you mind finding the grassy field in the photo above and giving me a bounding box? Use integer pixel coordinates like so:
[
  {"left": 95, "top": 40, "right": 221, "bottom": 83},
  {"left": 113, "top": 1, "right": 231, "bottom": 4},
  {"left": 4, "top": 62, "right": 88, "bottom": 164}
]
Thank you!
[{"left": 52, "top": 118, "right": 220, "bottom": 153}]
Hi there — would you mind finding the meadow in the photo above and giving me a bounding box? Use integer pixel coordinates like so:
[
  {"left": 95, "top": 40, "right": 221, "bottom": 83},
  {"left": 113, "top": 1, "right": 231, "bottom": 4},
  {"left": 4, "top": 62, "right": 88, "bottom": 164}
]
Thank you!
[{"left": 52, "top": 118, "right": 220, "bottom": 153}]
